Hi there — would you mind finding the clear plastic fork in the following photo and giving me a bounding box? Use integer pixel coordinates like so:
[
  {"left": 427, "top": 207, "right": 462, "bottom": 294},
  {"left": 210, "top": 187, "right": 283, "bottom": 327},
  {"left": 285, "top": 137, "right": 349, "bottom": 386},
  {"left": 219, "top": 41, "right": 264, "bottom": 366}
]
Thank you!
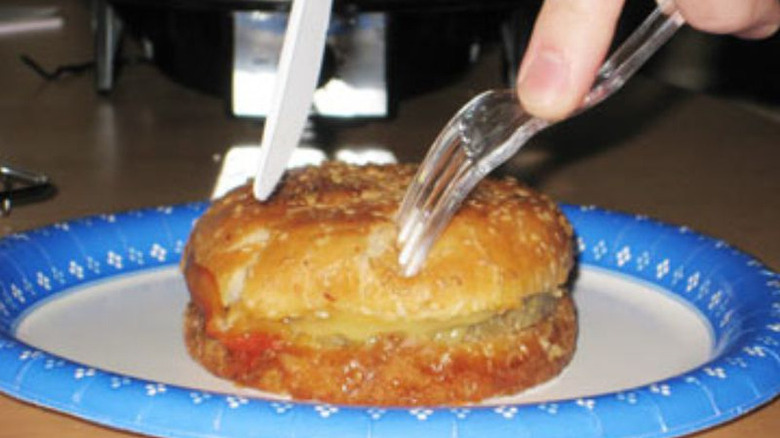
[{"left": 396, "top": 2, "right": 685, "bottom": 277}]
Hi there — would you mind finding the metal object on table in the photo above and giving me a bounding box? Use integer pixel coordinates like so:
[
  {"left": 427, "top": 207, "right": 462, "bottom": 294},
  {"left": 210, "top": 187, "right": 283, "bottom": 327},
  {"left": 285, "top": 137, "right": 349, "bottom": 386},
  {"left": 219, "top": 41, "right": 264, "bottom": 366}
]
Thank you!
[
  {"left": 0, "top": 165, "right": 52, "bottom": 217},
  {"left": 94, "top": 0, "right": 123, "bottom": 93}
]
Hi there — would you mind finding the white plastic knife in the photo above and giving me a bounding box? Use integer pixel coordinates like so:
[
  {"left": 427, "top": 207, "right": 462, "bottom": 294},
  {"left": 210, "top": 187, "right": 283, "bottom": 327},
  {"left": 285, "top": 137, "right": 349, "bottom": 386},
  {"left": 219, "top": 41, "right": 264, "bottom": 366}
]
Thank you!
[{"left": 253, "top": 0, "right": 334, "bottom": 201}]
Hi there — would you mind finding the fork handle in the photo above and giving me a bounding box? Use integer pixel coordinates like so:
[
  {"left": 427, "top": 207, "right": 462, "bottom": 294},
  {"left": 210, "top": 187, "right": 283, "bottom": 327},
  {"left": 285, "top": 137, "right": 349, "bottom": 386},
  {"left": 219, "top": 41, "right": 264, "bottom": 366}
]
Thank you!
[{"left": 584, "top": 2, "right": 685, "bottom": 109}]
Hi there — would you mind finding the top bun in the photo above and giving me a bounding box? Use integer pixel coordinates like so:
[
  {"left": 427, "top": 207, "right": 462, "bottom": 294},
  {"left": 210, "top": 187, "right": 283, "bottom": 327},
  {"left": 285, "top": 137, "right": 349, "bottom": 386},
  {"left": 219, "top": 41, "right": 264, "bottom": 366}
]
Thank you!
[{"left": 183, "top": 162, "right": 574, "bottom": 341}]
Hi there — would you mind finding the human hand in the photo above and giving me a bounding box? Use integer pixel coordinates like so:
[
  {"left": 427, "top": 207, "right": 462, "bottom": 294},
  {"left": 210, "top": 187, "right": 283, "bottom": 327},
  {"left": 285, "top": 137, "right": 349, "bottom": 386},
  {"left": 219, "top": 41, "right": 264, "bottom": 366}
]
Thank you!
[{"left": 516, "top": 0, "right": 780, "bottom": 121}]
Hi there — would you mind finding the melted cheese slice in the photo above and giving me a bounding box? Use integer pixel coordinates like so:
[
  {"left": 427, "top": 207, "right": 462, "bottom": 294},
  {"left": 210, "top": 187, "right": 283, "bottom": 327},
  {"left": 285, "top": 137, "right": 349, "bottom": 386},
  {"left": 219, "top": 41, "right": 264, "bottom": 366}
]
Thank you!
[{"left": 218, "top": 291, "right": 560, "bottom": 344}]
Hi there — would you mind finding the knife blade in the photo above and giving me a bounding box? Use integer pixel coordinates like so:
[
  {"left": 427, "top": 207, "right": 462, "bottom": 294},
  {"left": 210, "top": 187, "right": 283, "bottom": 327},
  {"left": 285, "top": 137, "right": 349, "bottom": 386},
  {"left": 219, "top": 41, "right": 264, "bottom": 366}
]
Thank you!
[{"left": 252, "top": 0, "right": 334, "bottom": 201}]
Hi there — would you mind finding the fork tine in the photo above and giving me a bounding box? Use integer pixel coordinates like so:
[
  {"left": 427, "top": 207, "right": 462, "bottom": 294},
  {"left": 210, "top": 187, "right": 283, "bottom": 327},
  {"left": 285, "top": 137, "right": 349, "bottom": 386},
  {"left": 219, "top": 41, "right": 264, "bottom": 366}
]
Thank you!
[
  {"left": 399, "top": 161, "right": 483, "bottom": 276},
  {"left": 398, "top": 121, "right": 460, "bottom": 214},
  {"left": 397, "top": 147, "right": 458, "bottom": 242},
  {"left": 398, "top": 91, "right": 540, "bottom": 276},
  {"left": 397, "top": 110, "right": 471, "bottom": 244},
  {"left": 396, "top": 91, "right": 500, "bottom": 228},
  {"left": 398, "top": 145, "right": 469, "bottom": 249}
]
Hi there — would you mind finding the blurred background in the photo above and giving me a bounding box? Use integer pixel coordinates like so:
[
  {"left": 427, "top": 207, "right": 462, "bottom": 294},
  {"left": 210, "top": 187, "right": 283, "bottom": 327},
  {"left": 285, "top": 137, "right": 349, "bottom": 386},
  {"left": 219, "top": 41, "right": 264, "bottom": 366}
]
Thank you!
[
  {"left": 83, "top": 0, "right": 780, "bottom": 118},
  {"left": 1, "top": 0, "right": 778, "bottom": 227},
  {"left": 6, "top": 0, "right": 778, "bottom": 120}
]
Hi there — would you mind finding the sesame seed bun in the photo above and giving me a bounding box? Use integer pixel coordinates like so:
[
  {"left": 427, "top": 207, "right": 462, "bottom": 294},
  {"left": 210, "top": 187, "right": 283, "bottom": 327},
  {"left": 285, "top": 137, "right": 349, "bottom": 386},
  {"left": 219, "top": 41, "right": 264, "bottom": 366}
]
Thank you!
[{"left": 182, "top": 162, "right": 577, "bottom": 405}]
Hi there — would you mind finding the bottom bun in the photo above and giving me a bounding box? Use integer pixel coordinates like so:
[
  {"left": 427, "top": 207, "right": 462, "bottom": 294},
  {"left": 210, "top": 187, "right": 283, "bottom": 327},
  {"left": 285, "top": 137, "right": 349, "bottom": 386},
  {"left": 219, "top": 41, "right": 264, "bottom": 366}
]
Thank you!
[{"left": 185, "top": 295, "right": 577, "bottom": 406}]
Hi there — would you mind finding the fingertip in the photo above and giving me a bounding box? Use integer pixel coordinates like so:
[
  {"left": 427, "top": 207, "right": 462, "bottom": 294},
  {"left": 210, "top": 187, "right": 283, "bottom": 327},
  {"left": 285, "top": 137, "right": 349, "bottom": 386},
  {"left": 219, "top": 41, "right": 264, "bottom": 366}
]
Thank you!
[
  {"left": 515, "top": 0, "right": 625, "bottom": 120},
  {"left": 516, "top": 48, "right": 578, "bottom": 121}
]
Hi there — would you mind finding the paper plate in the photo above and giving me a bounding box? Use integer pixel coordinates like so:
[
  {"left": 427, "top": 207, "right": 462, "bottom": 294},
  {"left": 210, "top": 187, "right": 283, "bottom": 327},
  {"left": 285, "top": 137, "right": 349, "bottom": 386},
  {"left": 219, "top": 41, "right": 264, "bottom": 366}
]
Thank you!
[{"left": 0, "top": 203, "right": 777, "bottom": 437}]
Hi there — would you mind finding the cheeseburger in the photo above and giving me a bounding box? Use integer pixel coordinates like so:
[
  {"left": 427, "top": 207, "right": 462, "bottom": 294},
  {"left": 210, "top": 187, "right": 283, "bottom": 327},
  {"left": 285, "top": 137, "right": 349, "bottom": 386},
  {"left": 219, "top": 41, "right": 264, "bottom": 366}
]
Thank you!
[{"left": 182, "top": 162, "right": 576, "bottom": 405}]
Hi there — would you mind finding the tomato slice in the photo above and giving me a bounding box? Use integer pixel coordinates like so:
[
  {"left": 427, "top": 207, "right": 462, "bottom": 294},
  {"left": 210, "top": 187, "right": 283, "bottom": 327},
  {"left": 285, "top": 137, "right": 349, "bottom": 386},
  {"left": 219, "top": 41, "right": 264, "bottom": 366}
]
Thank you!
[{"left": 222, "top": 332, "right": 283, "bottom": 356}]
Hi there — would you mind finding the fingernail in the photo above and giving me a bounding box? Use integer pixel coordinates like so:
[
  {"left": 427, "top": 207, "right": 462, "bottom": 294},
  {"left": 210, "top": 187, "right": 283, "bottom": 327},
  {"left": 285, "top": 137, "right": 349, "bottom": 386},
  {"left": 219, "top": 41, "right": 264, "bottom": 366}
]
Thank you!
[{"left": 518, "top": 49, "right": 569, "bottom": 114}]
